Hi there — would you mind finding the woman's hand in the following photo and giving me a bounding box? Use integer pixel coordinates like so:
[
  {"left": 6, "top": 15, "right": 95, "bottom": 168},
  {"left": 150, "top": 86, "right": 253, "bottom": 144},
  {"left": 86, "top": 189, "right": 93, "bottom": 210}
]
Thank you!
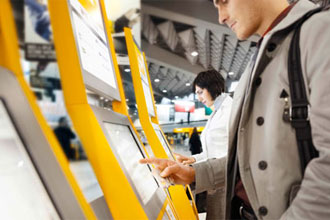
[{"left": 174, "top": 153, "right": 196, "bottom": 165}]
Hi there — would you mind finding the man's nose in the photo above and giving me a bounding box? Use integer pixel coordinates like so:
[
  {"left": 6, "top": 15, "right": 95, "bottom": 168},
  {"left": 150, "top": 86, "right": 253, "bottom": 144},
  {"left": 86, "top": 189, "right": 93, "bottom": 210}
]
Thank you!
[{"left": 217, "top": 7, "right": 228, "bottom": 24}]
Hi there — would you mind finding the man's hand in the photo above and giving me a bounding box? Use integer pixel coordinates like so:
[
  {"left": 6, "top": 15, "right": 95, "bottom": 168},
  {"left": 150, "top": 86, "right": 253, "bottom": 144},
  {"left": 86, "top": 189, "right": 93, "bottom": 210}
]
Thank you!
[
  {"left": 174, "top": 153, "right": 196, "bottom": 165},
  {"left": 139, "top": 158, "right": 195, "bottom": 185}
]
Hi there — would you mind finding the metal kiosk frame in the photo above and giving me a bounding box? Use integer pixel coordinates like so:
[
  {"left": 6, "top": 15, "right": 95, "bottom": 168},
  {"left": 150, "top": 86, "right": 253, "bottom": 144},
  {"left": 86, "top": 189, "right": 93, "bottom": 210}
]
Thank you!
[{"left": 0, "top": 0, "right": 96, "bottom": 219}]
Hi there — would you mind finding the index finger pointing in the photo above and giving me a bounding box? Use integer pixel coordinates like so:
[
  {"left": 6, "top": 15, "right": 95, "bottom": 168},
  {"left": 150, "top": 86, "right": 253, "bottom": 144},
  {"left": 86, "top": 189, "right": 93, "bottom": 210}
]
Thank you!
[{"left": 139, "top": 157, "right": 162, "bottom": 165}]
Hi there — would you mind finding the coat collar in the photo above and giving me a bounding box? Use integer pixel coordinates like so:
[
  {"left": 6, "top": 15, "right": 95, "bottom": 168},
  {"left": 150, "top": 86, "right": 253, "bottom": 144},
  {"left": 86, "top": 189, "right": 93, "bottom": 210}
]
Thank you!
[
  {"left": 213, "top": 93, "right": 228, "bottom": 111},
  {"left": 249, "top": 0, "right": 318, "bottom": 88},
  {"left": 265, "top": 0, "right": 318, "bottom": 39}
]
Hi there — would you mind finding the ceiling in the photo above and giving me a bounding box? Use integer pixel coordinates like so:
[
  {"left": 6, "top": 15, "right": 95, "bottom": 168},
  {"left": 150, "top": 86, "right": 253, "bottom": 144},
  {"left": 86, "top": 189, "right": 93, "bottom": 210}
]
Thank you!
[{"left": 139, "top": 0, "right": 258, "bottom": 101}]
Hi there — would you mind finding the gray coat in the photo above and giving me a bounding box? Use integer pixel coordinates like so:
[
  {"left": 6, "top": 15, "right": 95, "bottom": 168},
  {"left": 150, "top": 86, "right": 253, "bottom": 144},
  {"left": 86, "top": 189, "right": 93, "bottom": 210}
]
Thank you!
[{"left": 193, "top": 1, "right": 330, "bottom": 219}]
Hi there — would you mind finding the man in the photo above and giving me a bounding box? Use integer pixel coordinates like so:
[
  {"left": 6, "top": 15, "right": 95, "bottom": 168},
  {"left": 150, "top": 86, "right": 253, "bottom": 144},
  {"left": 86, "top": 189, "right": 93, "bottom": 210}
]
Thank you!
[{"left": 141, "top": 0, "right": 330, "bottom": 219}]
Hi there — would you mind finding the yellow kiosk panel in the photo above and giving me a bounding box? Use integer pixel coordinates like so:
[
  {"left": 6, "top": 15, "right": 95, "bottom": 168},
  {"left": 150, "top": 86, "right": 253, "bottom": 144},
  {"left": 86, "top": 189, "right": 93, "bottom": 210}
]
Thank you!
[
  {"left": 49, "top": 0, "right": 175, "bottom": 218},
  {"left": 125, "top": 27, "right": 198, "bottom": 220}
]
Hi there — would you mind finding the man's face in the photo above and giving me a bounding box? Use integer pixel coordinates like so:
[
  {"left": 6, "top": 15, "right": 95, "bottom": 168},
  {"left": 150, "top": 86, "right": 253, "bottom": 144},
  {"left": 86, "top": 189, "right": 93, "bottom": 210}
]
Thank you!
[{"left": 214, "top": 0, "right": 262, "bottom": 40}]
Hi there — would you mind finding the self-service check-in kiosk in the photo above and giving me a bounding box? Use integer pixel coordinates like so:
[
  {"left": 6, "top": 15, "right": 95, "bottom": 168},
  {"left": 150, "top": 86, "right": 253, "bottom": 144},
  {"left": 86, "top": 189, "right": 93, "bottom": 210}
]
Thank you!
[
  {"left": 124, "top": 27, "right": 199, "bottom": 220},
  {"left": 0, "top": 0, "right": 97, "bottom": 219},
  {"left": 48, "top": 0, "right": 178, "bottom": 219}
]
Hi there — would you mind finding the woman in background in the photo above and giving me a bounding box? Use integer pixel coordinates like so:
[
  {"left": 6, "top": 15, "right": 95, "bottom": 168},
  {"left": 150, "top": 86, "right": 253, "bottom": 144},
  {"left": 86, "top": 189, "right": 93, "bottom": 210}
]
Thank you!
[
  {"left": 189, "top": 127, "right": 202, "bottom": 155},
  {"left": 175, "top": 69, "right": 232, "bottom": 220}
]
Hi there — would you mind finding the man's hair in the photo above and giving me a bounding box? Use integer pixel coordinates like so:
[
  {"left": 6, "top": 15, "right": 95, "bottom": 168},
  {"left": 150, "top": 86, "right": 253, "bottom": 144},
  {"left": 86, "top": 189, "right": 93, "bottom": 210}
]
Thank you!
[{"left": 192, "top": 69, "right": 225, "bottom": 100}]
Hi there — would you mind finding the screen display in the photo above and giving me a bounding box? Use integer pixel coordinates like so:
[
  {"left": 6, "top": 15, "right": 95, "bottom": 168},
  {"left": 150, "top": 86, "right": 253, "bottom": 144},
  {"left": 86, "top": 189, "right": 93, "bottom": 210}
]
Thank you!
[
  {"left": 135, "top": 44, "right": 155, "bottom": 117},
  {"left": 154, "top": 129, "right": 175, "bottom": 161},
  {"left": 69, "top": 0, "right": 117, "bottom": 89},
  {"left": 103, "top": 123, "right": 158, "bottom": 204},
  {"left": 0, "top": 101, "right": 60, "bottom": 219}
]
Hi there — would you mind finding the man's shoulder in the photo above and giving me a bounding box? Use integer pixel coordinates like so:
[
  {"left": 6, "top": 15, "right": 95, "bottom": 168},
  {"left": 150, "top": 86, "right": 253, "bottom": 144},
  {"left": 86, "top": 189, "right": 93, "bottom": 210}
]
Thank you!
[
  {"left": 301, "top": 6, "right": 330, "bottom": 29},
  {"left": 269, "top": 0, "right": 319, "bottom": 35}
]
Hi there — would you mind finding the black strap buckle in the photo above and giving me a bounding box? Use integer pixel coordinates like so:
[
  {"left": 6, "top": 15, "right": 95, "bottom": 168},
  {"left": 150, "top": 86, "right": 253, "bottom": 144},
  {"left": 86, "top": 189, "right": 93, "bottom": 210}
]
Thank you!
[{"left": 290, "top": 105, "right": 309, "bottom": 124}]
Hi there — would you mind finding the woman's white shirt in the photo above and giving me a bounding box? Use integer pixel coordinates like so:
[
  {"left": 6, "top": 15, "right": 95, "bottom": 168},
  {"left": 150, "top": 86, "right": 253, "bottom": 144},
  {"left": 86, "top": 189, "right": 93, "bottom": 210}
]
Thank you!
[{"left": 193, "top": 94, "right": 232, "bottom": 162}]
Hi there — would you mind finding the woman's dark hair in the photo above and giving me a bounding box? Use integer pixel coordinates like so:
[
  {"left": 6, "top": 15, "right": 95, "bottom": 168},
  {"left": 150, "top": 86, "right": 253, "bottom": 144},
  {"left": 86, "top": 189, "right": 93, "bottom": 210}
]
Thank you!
[{"left": 192, "top": 69, "right": 225, "bottom": 100}]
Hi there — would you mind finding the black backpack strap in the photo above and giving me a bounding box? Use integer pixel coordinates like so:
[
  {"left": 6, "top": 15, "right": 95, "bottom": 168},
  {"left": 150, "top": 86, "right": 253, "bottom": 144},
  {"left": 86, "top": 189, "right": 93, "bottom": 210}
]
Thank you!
[{"left": 287, "top": 5, "right": 329, "bottom": 175}]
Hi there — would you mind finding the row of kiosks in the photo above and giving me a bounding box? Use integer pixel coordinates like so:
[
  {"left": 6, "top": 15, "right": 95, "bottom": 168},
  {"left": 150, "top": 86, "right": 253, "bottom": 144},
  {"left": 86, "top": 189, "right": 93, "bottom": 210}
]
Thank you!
[
  {"left": 48, "top": 0, "right": 178, "bottom": 219},
  {"left": 124, "top": 28, "right": 199, "bottom": 220},
  {"left": 0, "top": 0, "right": 97, "bottom": 219}
]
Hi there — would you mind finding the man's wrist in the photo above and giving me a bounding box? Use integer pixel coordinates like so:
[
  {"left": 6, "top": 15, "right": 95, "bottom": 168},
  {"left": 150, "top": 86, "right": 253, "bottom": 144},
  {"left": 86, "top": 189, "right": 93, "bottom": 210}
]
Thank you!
[{"left": 188, "top": 165, "right": 196, "bottom": 183}]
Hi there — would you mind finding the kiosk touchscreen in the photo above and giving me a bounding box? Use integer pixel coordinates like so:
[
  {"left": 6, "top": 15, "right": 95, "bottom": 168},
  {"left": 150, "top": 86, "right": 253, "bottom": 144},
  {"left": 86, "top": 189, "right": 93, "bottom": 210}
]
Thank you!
[
  {"left": 68, "top": 0, "right": 119, "bottom": 100},
  {"left": 48, "top": 0, "right": 176, "bottom": 218},
  {"left": 92, "top": 106, "right": 176, "bottom": 220},
  {"left": 141, "top": 124, "right": 176, "bottom": 161},
  {"left": 139, "top": 56, "right": 156, "bottom": 117},
  {"left": 154, "top": 124, "right": 176, "bottom": 161}
]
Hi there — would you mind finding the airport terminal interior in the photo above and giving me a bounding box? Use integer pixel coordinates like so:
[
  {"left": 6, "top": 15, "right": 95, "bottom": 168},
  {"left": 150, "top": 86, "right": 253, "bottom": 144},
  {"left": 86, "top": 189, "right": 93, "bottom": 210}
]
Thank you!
[{"left": 0, "top": 0, "right": 327, "bottom": 219}]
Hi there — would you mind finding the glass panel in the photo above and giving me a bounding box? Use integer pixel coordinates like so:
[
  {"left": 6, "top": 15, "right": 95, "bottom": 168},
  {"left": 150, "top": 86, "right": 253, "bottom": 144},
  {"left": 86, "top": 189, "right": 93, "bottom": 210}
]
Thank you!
[
  {"left": 155, "top": 130, "right": 175, "bottom": 161},
  {"left": 103, "top": 123, "right": 158, "bottom": 204},
  {"left": 0, "top": 101, "right": 60, "bottom": 220},
  {"left": 69, "top": 160, "right": 103, "bottom": 203}
]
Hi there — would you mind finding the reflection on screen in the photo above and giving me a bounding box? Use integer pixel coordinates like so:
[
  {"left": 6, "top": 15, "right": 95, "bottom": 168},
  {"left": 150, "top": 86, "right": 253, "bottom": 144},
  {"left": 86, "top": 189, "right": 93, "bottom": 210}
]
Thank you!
[
  {"left": 103, "top": 123, "right": 158, "bottom": 204},
  {"left": 69, "top": 0, "right": 117, "bottom": 89},
  {"left": 142, "top": 79, "right": 155, "bottom": 116},
  {"left": 69, "top": 160, "right": 104, "bottom": 203},
  {"left": 135, "top": 45, "right": 155, "bottom": 117},
  {"left": 0, "top": 101, "right": 60, "bottom": 220},
  {"left": 155, "top": 130, "right": 175, "bottom": 161}
]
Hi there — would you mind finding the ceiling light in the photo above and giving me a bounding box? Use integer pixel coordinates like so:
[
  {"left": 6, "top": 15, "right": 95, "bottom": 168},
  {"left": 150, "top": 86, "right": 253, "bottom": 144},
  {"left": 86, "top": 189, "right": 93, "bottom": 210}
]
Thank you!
[
  {"left": 124, "top": 68, "right": 130, "bottom": 72},
  {"left": 162, "top": 89, "right": 167, "bottom": 93},
  {"left": 126, "top": 99, "right": 129, "bottom": 102},
  {"left": 185, "top": 83, "right": 191, "bottom": 86},
  {"left": 154, "top": 78, "right": 160, "bottom": 82},
  {"left": 228, "top": 72, "right": 235, "bottom": 76},
  {"left": 100, "top": 96, "right": 104, "bottom": 100},
  {"left": 191, "top": 51, "right": 198, "bottom": 57},
  {"left": 175, "top": 96, "right": 179, "bottom": 99}
]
